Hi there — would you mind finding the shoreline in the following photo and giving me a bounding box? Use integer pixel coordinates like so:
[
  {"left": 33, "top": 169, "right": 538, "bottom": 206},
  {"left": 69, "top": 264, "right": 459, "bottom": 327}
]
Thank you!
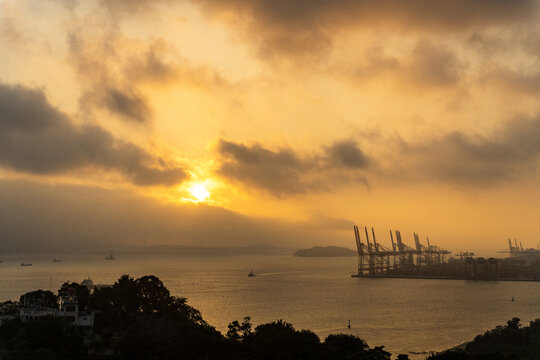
[{"left": 351, "top": 274, "right": 540, "bottom": 282}]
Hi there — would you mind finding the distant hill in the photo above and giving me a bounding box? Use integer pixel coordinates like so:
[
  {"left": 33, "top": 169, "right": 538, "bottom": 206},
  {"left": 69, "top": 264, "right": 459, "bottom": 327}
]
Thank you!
[
  {"left": 145, "top": 244, "right": 292, "bottom": 256},
  {"left": 293, "top": 246, "right": 357, "bottom": 257}
]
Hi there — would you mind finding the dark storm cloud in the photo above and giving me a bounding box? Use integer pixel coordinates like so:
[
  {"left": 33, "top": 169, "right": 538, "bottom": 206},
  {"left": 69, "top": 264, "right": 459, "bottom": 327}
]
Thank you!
[
  {"left": 195, "top": 0, "right": 536, "bottom": 57},
  {"left": 217, "top": 139, "right": 371, "bottom": 196},
  {"left": 405, "top": 116, "right": 540, "bottom": 186},
  {"left": 218, "top": 140, "right": 311, "bottom": 196},
  {"left": 0, "top": 179, "right": 353, "bottom": 251},
  {"left": 0, "top": 83, "right": 187, "bottom": 186},
  {"left": 326, "top": 140, "right": 370, "bottom": 169},
  {"left": 103, "top": 88, "right": 151, "bottom": 123}
]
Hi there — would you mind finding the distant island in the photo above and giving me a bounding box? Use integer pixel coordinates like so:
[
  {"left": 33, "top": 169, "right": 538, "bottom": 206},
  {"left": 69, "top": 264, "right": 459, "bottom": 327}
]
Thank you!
[{"left": 293, "top": 246, "right": 357, "bottom": 257}]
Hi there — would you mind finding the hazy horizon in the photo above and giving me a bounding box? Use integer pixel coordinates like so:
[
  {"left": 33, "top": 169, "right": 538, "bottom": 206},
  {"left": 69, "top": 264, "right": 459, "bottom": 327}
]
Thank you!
[{"left": 2, "top": 0, "right": 540, "bottom": 252}]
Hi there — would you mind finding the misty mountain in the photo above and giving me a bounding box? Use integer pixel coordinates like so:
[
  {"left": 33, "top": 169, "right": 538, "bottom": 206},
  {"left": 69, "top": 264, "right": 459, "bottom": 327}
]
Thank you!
[
  {"left": 293, "top": 246, "right": 357, "bottom": 257},
  {"left": 0, "top": 179, "right": 351, "bottom": 252},
  {"left": 145, "top": 244, "right": 292, "bottom": 256}
]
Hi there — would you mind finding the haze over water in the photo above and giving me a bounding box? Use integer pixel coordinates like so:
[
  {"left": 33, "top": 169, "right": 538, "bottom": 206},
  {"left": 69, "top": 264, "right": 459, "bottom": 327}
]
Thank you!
[
  {"left": 3, "top": 2, "right": 540, "bottom": 358},
  {"left": 1, "top": 253, "right": 538, "bottom": 358}
]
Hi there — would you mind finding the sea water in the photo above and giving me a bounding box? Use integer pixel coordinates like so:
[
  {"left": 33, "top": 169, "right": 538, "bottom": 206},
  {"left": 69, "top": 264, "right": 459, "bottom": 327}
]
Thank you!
[{"left": 0, "top": 253, "right": 539, "bottom": 358}]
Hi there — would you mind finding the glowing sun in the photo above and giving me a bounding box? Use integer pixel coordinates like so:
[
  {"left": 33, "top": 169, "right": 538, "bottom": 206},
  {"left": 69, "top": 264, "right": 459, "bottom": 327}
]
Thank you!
[{"left": 189, "top": 183, "right": 210, "bottom": 201}]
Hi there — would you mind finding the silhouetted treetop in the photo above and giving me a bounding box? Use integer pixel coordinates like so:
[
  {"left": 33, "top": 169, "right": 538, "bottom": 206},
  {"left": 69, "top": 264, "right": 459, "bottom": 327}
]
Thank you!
[
  {"left": 19, "top": 290, "right": 57, "bottom": 308},
  {"left": 0, "top": 274, "right": 453, "bottom": 360}
]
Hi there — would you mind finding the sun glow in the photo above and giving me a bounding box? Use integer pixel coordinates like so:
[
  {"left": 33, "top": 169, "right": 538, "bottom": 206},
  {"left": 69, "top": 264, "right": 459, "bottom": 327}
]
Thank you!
[{"left": 189, "top": 183, "right": 210, "bottom": 201}]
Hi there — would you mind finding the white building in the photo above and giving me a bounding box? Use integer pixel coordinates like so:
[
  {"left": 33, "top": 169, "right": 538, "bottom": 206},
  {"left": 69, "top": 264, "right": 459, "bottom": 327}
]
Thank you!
[{"left": 19, "top": 291, "right": 94, "bottom": 328}]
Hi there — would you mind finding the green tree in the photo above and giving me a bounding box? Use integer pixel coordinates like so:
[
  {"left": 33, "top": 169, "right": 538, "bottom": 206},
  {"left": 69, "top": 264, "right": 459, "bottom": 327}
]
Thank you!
[
  {"left": 227, "top": 316, "right": 253, "bottom": 341},
  {"left": 135, "top": 275, "right": 170, "bottom": 314},
  {"left": 19, "top": 290, "right": 57, "bottom": 308},
  {"left": 323, "top": 334, "right": 368, "bottom": 359},
  {"left": 57, "top": 282, "right": 91, "bottom": 310},
  {"left": 0, "top": 316, "right": 83, "bottom": 359},
  {"left": 166, "top": 296, "right": 206, "bottom": 325},
  {"left": 426, "top": 350, "right": 473, "bottom": 360},
  {"left": 251, "top": 320, "right": 321, "bottom": 360},
  {"left": 362, "top": 346, "right": 391, "bottom": 360},
  {"left": 0, "top": 300, "right": 19, "bottom": 314}
]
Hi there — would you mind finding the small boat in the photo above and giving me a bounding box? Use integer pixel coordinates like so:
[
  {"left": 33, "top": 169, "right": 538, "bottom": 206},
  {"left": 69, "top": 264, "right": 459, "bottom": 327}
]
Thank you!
[
  {"left": 53, "top": 258, "right": 61, "bottom": 263},
  {"left": 20, "top": 262, "right": 32, "bottom": 267},
  {"left": 248, "top": 270, "right": 256, "bottom": 277},
  {"left": 105, "top": 251, "right": 116, "bottom": 260}
]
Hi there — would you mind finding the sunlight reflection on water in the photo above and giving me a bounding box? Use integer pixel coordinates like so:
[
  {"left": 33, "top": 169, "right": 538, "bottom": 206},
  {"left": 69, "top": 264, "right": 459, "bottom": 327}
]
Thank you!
[{"left": 0, "top": 253, "right": 538, "bottom": 358}]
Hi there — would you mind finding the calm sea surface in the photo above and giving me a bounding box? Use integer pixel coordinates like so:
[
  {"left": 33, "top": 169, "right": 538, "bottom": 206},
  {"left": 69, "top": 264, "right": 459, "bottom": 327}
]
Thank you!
[{"left": 0, "top": 253, "right": 539, "bottom": 358}]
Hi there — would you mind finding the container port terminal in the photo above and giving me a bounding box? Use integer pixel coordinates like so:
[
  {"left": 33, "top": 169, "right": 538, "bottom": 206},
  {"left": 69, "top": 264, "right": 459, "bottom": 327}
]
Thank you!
[{"left": 351, "top": 225, "right": 540, "bottom": 281}]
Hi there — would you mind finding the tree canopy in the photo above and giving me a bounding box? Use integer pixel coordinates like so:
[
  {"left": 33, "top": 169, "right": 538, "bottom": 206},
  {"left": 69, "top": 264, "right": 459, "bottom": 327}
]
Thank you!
[{"left": 5, "top": 274, "right": 536, "bottom": 359}]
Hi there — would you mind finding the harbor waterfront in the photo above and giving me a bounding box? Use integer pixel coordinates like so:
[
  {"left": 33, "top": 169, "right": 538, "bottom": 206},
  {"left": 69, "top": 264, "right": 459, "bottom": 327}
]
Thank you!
[
  {"left": 352, "top": 226, "right": 540, "bottom": 281},
  {"left": 1, "top": 252, "right": 539, "bottom": 358}
]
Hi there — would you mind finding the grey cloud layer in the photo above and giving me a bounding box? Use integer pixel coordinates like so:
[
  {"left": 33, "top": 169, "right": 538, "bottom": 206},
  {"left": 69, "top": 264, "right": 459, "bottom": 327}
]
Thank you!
[
  {"left": 486, "top": 69, "right": 540, "bottom": 96},
  {"left": 103, "top": 88, "right": 151, "bottom": 124},
  {"left": 408, "top": 116, "right": 540, "bottom": 186},
  {"left": 218, "top": 115, "right": 540, "bottom": 194},
  {"left": 325, "top": 140, "right": 370, "bottom": 168},
  {"left": 343, "top": 41, "right": 462, "bottom": 90},
  {"left": 67, "top": 28, "right": 229, "bottom": 123},
  {"left": 0, "top": 83, "right": 186, "bottom": 186},
  {"left": 217, "top": 139, "right": 370, "bottom": 195},
  {"left": 218, "top": 140, "right": 311, "bottom": 195},
  {"left": 67, "top": 31, "right": 155, "bottom": 124},
  {"left": 195, "top": 0, "right": 536, "bottom": 57},
  {"left": 58, "top": 0, "right": 540, "bottom": 103},
  {"left": 86, "top": 0, "right": 536, "bottom": 30}
]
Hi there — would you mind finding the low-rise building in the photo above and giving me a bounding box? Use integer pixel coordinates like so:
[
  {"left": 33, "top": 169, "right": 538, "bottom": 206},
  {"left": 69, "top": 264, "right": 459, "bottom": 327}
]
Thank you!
[{"left": 19, "top": 290, "right": 94, "bottom": 327}]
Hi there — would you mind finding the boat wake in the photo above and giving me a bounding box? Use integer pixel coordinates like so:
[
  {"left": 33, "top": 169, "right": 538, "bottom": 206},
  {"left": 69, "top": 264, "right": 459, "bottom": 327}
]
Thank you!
[{"left": 257, "top": 272, "right": 285, "bottom": 276}]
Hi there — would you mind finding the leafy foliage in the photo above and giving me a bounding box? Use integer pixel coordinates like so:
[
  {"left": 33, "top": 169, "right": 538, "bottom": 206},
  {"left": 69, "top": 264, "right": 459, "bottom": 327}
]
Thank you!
[
  {"left": 249, "top": 319, "right": 321, "bottom": 360},
  {"left": 19, "top": 290, "right": 57, "bottom": 308},
  {"left": 12, "top": 275, "right": 539, "bottom": 360},
  {"left": 428, "top": 317, "right": 540, "bottom": 360},
  {"left": 0, "top": 316, "right": 83, "bottom": 359},
  {"left": 58, "top": 282, "right": 91, "bottom": 310},
  {"left": 0, "top": 301, "right": 19, "bottom": 315},
  {"left": 227, "top": 316, "right": 253, "bottom": 341},
  {"left": 323, "top": 334, "right": 370, "bottom": 359}
]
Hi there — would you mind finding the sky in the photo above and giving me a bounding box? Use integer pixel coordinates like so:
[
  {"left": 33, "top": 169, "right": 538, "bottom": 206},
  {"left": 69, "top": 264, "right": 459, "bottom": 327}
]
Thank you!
[{"left": 2, "top": 0, "right": 540, "bottom": 253}]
